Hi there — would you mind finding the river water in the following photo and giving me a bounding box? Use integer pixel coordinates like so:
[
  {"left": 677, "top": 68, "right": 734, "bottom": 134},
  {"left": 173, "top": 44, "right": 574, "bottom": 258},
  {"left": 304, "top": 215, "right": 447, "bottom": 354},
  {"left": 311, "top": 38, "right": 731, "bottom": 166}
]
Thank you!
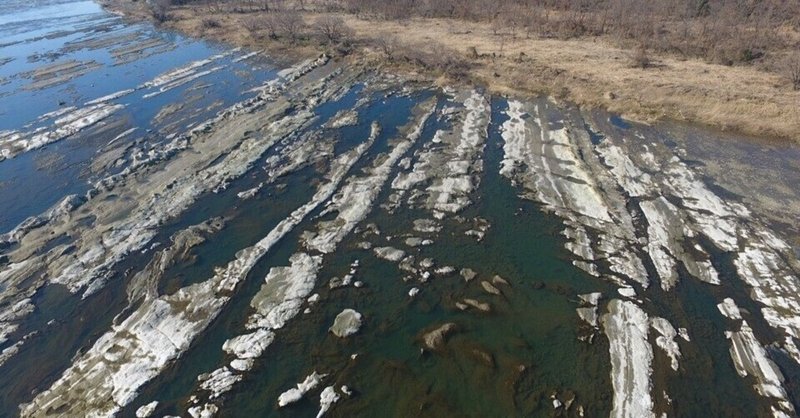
[{"left": 1, "top": 1, "right": 799, "bottom": 418}]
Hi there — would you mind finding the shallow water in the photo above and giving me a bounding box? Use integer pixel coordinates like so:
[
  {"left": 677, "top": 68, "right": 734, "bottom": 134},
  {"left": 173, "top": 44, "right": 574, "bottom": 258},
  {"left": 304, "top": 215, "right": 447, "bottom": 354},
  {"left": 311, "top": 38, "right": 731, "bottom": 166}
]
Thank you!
[{"left": 1, "top": 2, "right": 800, "bottom": 418}]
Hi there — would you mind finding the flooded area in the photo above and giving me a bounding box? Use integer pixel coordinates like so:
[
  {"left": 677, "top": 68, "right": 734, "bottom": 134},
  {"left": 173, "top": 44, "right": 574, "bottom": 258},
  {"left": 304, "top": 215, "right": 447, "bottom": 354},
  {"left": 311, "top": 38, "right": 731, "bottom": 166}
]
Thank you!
[{"left": 1, "top": 1, "right": 800, "bottom": 418}]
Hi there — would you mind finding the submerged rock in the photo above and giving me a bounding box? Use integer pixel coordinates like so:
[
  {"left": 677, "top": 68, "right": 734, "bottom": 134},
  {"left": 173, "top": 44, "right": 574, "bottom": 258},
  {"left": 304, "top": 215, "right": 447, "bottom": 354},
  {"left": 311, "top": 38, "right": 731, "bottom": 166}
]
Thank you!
[
  {"left": 481, "top": 281, "right": 502, "bottom": 296},
  {"left": 330, "top": 309, "right": 363, "bottom": 338},
  {"left": 492, "top": 275, "right": 510, "bottom": 286},
  {"left": 422, "top": 323, "right": 458, "bottom": 351},
  {"left": 459, "top": 298, "right": 491, "bottom": 313},
  {"left": 460, "top": 268, "right": 477, "bottom": 282}
]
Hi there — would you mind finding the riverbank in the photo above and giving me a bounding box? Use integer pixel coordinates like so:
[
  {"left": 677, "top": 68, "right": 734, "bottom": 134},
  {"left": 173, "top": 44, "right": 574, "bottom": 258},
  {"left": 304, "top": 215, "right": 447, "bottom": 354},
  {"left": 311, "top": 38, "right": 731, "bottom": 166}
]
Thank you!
[{"left": 99, "top": 1, "right": 800, "bottom": 143}]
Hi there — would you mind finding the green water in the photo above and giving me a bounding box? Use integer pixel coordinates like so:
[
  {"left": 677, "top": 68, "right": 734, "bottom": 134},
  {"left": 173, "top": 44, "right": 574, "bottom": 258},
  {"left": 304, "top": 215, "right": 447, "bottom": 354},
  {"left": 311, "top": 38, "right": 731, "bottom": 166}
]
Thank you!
[{"left": 196, "top": 96, "right": 617, "bottom": 417}]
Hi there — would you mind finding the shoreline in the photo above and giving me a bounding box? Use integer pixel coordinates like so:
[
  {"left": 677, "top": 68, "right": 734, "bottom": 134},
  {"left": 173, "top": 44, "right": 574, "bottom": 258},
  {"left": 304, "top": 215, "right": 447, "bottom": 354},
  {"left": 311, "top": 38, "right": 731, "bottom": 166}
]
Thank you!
[{"left": 97, "top": 0, "right": 799, "bottom": 144}]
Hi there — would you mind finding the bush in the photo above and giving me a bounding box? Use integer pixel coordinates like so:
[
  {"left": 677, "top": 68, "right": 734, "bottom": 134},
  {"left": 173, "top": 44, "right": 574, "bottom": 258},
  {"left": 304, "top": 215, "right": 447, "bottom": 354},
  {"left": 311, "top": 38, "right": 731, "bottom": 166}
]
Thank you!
[
  {"left": 397, "top": 42, "right": 471, "bottom": 79},
  {"left": 314, "top": 16, "right": 355, "bottom": 44},
  {"left": 374, "top": 35, "right": 398, "bottom": 58},
  {"left": 150, "top": 0, "right": 172, "bottom": 23},
  {"left": 784, "top": 52, "right": 800, "bottom": 90},
  {"left": 201, "top": 18, "right": 221, "bottom": 30},
  {"left": 276, "top": 11, "right": 306, "bottom": 42},
  {"left": 630, "top": 46, "right": 650, "bottom": 69}
]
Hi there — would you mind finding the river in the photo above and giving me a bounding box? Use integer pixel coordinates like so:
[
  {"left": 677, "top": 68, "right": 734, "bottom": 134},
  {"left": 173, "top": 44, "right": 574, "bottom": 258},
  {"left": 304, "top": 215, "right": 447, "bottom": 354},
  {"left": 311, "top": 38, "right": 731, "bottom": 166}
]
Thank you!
[{"left": 1, "top": 1, "right": 799, "bottom": 417}]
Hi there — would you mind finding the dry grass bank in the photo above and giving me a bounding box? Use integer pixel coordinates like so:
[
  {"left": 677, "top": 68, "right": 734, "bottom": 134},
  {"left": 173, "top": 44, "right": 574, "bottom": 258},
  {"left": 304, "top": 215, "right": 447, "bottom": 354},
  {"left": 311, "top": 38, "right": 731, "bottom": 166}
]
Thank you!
[{"left": 101, "top": 1, "right": 800, "bottom": 143}]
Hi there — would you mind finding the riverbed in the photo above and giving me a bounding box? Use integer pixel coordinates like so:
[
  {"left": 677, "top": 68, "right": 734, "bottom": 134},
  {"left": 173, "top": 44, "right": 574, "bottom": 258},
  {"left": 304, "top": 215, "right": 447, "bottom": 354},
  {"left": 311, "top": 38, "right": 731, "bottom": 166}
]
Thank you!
[{"left": 1, "top": 1, "right": 799, "bottom": 417}]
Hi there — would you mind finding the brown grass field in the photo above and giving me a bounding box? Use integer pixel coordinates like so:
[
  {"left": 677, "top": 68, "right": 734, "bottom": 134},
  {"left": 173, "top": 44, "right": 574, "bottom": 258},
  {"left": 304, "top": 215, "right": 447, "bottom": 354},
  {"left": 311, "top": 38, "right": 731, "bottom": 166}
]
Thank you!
[{"left": 102, "top": 0, "right": 800, "bottom": 143}]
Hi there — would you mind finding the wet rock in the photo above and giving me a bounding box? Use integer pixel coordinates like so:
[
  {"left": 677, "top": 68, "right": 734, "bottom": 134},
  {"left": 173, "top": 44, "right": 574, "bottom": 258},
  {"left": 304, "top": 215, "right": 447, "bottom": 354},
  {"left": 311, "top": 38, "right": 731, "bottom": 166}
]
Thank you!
[
  {"left": 330, "top": 309, "right": 363, "bottom": 338},
  {"left": 326, "top": 109, "right": 358, "bottom": 129},
  {"left": 579, "top": 292, "right": 602, "bottom": 306},
  {"left": 718, "top": 297, "right": 743, "bottom": 320},
  {"left": 420, "top": 271, "right": 431, "bottom": 282},
  {"left": 492, "top": 275, "right": 510, "bottom": 286},
  {"left": 678, "top": 328, "right": 690, "bottom": 341},
  {"left": 422, "top": 323, "right": 458, "bottom": 351},
  {"left": 413, "top": 218, "right": 441, "bottom": 233},
  {"left": 317, "top": 386, "right": 340, "bottom": 418},
  {"left": 602, "top": 299, "right": 654, "bottom": 418},
  {"left": 405, "top": 237, "right": 424, "bottom": 247},
  {"left": 650, "top": 317, "right": 681, "bottom": 371},
  {"left": 577, "top": 307, "right": 599, "bottom": 328},
  {"left": 617, "top": 287, "right": 636, "bottom": 298},
  {"left": 229, "top": 359, "right": 253, "bottom": 372},
  {"left": 465, "top": 230, "right": 484, "bottom": 241},
  {"left": 199, "top": 367, "right": 241, "bottom": 399},
  {"left": 481, "top": 281, "right": 502, "bottom": 296},
  {"left": 373, "top": 246, "right": 405, "bottom": 262},
  {"left": 222, "top": 328, "right": 274, "bottom": 359},
  {"left": 136, "top": 401, "right": 158, "bottom": 418},
  {"left": 577, "top": 292, "right": 603, "bottom": 329},
  {"left": 460, "top": 268, "right": 477, "bottom": 282},
  {"left": 420, "top": 258, "right": 435, "bottom": 269},
  {"left": 329, "top": 277, "right": 344, "bottom": 289},
  {"left": 435, "top": 266, "right": 455, "bottom": 276},
  {"left": 460, "top": 298, "right": 491, "bottom": 313},
  {"left": 726, "top": 321, "right": 794, "bottom": 415},
  {"left": 188, "top": 403, "right": 218, "bottom": 418},
  {"left": 278, "top": 371, "right": 326, "bottom": 407},
  {"left": 399, "top": 256, "right": 417, "bottom": 273}
]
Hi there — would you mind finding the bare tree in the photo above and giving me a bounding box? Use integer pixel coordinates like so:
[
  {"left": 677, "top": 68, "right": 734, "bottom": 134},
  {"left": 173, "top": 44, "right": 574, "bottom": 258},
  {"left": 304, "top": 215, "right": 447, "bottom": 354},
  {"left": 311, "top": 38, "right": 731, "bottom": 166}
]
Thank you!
[
  {"left": 374, "top": 35, "right": 398, "bottom": 59},
  {"left": 262, "top": 14, "right": 281, "bottom": 39},
  {"left": 150, "top": 0, "right": 172, "bottom": 23},
  {"left": 785, "top": 51, "right": 800, "bottom": 90},
  {"left": 313, "top": 16, "right": 354, "bottom": 44},
  {"left": 630, "top": 45, "right": 651, "bottom": 69},
  {"left": 277, "top": 10, "right": 306, "bottom": 42}
]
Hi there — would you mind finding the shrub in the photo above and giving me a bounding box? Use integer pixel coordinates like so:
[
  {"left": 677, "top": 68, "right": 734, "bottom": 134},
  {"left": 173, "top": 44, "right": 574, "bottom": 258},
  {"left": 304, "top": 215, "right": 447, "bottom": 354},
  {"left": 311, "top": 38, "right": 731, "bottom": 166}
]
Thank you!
[
  {"left": 201, "top": 18, "right": 221, "bottom": 30},
  {"left": 277, "top": 10, "right": 306, "bottom": 42},
  {"left": 784, "top": 52, "right": 800, "bottom": 90},
  {"left": 630, "top": 46, "right": 650, "bottom": 69},
  {"left": 314, "top": 16, "right": 355, "bottom": 44},
  {"left": 150, "top": 0, "right": 172, "bottom": 23}
]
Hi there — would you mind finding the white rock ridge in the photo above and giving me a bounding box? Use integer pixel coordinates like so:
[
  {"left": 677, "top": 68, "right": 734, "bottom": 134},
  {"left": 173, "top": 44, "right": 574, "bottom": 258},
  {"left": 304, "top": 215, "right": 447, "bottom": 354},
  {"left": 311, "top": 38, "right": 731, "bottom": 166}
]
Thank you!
[
  {"left": 602, "top": 299, "right": 655, "bottom": 418},
  {"left": 278, "top": 371, "right": 326, "bottom": 407}
]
